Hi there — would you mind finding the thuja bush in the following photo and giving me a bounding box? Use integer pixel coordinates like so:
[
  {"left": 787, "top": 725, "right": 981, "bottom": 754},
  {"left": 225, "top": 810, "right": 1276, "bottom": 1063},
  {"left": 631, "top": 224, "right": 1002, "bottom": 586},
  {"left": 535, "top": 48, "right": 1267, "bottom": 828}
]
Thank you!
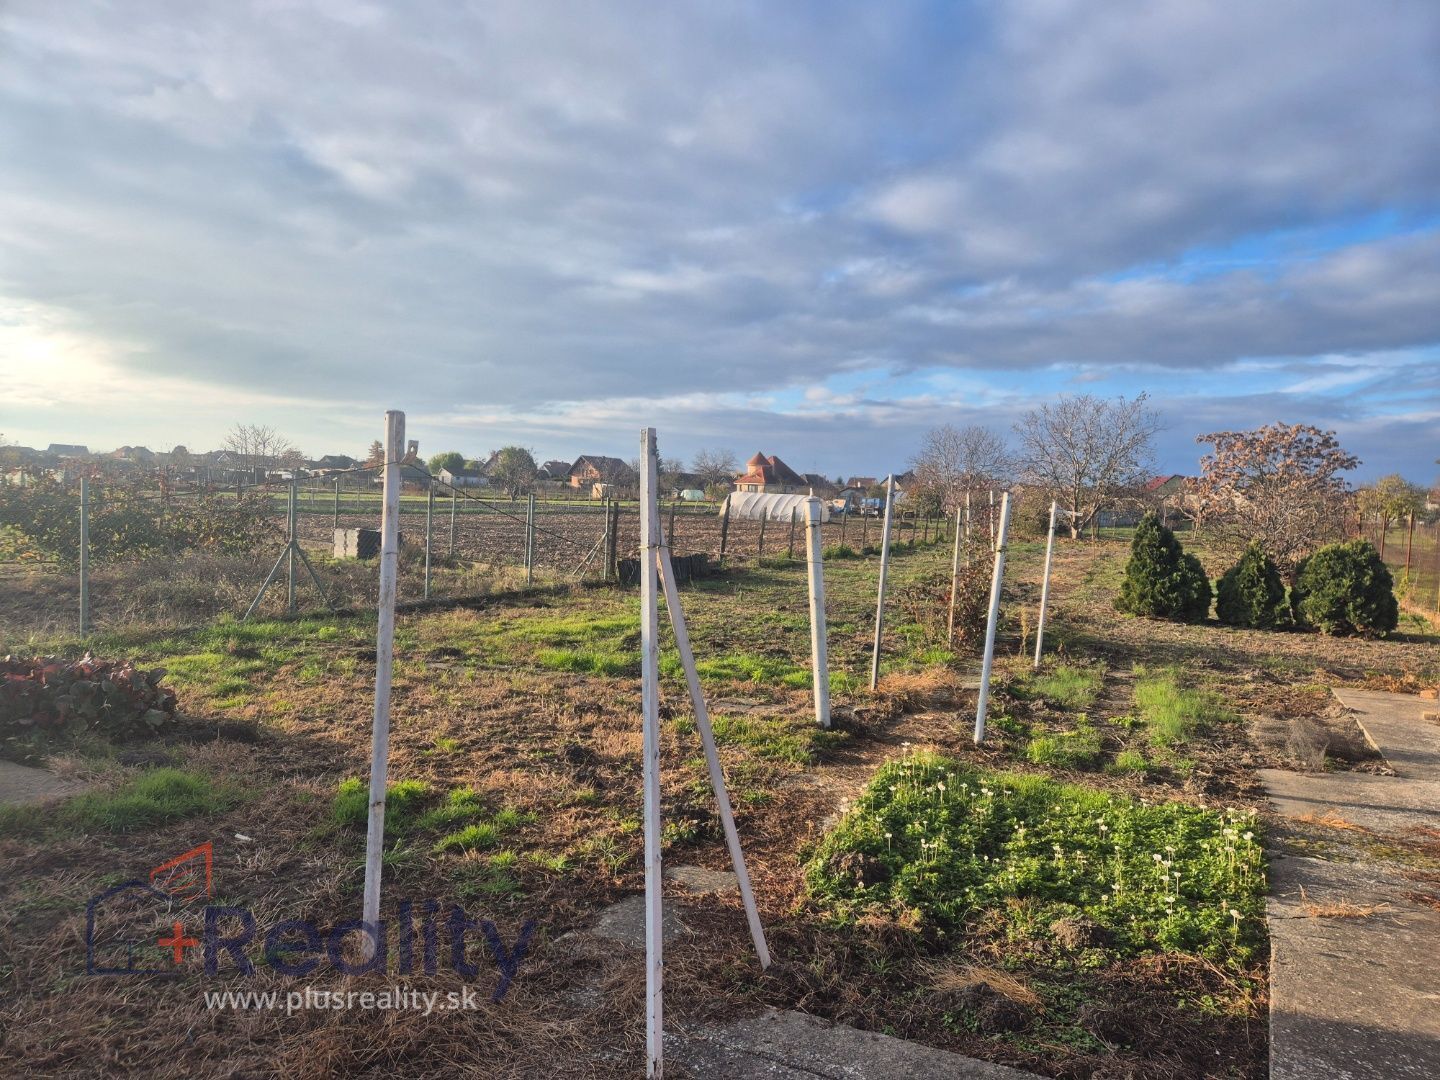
[
  {"left": 1215, "top": 542, "right": 1289, "bottom": 629},
  {"left": 805, "top": 753, "right": 1266, "bottom": 965},
  {"left": 1291, "top": 541, "right": 1398, "bottom": 637},
  {"left": 1, "top": 654, "right": 179, "bottom": 759},
  {"left": 1115, "top": 513, "right": 1211, "bottom": 621}
]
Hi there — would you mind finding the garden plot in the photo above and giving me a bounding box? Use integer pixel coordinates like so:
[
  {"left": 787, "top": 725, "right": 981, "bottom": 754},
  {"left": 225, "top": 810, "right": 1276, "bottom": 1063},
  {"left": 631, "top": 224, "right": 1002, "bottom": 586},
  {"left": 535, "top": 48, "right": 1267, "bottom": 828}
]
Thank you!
[{"left": 2, "top": 532, "right": 1437, "bottom": 1079}]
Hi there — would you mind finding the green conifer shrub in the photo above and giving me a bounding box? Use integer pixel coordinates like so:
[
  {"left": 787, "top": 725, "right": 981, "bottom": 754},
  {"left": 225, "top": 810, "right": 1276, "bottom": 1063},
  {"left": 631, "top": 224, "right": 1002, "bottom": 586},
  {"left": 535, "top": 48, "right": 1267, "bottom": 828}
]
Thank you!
[
  {"left": 1215, "top": 542, "right": 1289, "bottom": 629},
  {"left": 1115, "top": 512, "right": 1211, "bottom": 621},
  {"left": 1291, "top": 541, "right": 1397, "bottom": 636}
]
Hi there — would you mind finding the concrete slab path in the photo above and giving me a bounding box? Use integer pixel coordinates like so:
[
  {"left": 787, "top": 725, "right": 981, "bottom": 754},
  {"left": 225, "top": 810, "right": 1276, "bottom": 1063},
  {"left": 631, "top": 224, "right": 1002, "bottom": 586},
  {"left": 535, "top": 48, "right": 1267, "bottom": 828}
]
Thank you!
[
  {"left": 0, "top": 759, "right": 87, "bottom": 806},
  {"left": 1262, "top": 688, "right": 1440, "bottom": 1080}
]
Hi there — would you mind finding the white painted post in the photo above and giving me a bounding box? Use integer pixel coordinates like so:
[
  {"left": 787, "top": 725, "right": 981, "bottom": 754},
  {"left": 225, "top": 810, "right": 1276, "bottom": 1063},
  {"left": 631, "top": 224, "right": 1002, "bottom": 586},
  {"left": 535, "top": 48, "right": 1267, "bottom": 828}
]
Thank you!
[
  {"left": 638, "top": 428, "right": 664, "bottom": 1078},
  {"left": 449, "top": 489, "right": 457, "bottom": 557},
  {"left": 804, "top": 497, "right": 831, "bottom": 728},
  {"left": 361, "top": 410, "right": 404, "bottom": 955},
  {"left": 988, "top": 489, "right": 996, "bottom": 546},
  {"left": 975, "top": 491, "right": 1012, "bottom": 745},
  {"left": 869, "top": 475, "right": 896, "bottom": 691},
  {"left": 424, "top": 482, "right": 434, "bottom": 600},
  {"left": 964, "top": 490, "right": 972, "bottom": 565},
  {"left": 655, "top": 493, "right": 771, "bottom": 969},
  {"left": 1033, "top": 500, "right": 1059, "bottom": 670},
  {"left": 946, "top": 504, "right": 964, "bottom": 646},
  {"left": 78, "top": 476, "right": 90, "bottom": 636}
]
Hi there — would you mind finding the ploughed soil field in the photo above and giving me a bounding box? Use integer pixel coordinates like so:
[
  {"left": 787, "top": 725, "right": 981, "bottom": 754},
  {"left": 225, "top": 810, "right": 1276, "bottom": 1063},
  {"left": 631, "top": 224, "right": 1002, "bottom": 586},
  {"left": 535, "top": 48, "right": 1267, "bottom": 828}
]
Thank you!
[{"left": 3, "top": 533, "right": 1436, "bottom": 1079}]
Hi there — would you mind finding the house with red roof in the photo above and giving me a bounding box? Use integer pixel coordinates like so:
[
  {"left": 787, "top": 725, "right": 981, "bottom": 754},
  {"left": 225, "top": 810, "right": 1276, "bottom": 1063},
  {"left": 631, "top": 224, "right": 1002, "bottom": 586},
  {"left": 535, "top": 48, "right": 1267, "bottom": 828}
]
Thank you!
[{"left": 734, "top": 451, "right": 807, "bottom": 495}]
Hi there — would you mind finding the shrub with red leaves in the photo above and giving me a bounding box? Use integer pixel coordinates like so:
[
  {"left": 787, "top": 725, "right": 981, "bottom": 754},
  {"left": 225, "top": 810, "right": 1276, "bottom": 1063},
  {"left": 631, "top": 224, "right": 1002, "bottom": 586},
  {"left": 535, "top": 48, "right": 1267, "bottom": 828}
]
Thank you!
[{"left": 1, "top": 654, "right": 178, "bottom": 753}]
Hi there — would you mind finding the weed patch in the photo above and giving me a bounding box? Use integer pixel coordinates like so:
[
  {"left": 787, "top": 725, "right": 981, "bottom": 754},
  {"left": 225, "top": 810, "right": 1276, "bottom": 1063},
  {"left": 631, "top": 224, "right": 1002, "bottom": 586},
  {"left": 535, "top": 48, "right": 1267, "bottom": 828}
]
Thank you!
[
  {"left": 62, "top": 768, "right": 242, "bottom": 832},
  {"left": 1133, "top": 667, "right": 1235, "bottom": 747}
]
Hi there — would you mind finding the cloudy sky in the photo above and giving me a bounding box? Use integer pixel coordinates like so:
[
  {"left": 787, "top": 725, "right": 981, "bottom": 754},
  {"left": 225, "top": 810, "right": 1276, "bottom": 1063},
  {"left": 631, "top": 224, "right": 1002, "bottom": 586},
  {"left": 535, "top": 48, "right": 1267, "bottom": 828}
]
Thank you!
[{"left": 2, "top": 0, "right": 1437, "bottom": 480}]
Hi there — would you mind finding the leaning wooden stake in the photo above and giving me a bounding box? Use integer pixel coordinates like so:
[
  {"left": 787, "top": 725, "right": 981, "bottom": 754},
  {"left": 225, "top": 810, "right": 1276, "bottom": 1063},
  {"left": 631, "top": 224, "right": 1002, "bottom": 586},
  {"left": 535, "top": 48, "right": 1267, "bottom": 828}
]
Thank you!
[
  {"left": 804, "top": 497, "right": 831, "bottom": 728},
  {"left": 1033, "top": 500, "right": 1059, "bottom": 670},
  {"left": 975, "top": 491, "right": 1012, "bottom": 744},
  {"left": 361, "top": 410, "right": 404, "bottom": 954},
  {"left": 654, "top": 491, "right": 771, "bottom": 970},
  {"left": 638, "top": 428, "right": 665, "bottom": 1078},
  {"left": 424, "top": 483, "right": 434, "bottom": 600},
  {"left": 869, "top": 475, "right": 896, "bottom": 691}
]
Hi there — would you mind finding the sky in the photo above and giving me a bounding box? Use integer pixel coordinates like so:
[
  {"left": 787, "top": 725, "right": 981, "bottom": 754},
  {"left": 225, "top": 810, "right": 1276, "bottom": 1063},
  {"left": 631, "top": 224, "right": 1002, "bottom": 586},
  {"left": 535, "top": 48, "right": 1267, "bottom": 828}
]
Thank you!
[{"left": 1, "top": 0, "right": 1437, "bottom": 482}]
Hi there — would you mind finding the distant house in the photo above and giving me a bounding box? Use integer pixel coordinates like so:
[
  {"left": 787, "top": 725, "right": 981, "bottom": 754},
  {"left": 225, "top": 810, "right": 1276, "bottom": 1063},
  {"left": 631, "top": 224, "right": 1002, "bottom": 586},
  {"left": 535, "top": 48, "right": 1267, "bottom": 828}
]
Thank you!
[
  {"left": 1144, "top": 475, "right": 1188, "bottom": 500},
  {"left": 308, "top": 454, "right": 358, "bottom": 473},
  {"left": 111, "top": 446, "right": 155, "bottom": 464},
  {"left": 734, "top": 452, "right": 807, "bottom": 495},
  {"left": 46, "top": 444, "right": 89, "bottom": 458},
  {"left": 802, "top": 474, "right": 838, "bottom": 498},
  {"left": 439, "top": 466, "right": 486, "bottom": 489},
  {"left": 537, "top": 460, "right": 573, "bottom": 482},
  {"left": 845, "top": 476, "right": 879, "bottom": 493},
  {"left": 569, "top": 456, "right": 636, "bottom": 491}
]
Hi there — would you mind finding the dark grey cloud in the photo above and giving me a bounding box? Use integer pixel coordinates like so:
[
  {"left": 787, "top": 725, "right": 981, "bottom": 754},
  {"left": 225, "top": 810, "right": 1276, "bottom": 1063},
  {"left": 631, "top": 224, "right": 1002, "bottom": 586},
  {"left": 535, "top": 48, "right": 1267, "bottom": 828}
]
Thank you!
[{"left": 1, "top": 0, "right": 1437, "bottom": 476}]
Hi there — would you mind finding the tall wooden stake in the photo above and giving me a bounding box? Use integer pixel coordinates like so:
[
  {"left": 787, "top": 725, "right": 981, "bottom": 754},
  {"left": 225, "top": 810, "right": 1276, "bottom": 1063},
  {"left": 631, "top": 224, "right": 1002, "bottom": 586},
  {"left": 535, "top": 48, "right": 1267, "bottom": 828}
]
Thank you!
[
  {"left": 718, "top": 498, "right": 731, "bottom": 565},
  {"left": 804, "top": 498, "right": 831, "bottom": 728},
  {"left": 286, "top": 479, "right": 298, "bottom": 614},
  {"left": 946, "top": 504, "right": 964, "bottom": 645},
  {"left": 525, "top": 493, "right": 536, "bottom": 585},
  {"left": 1034, "top": 500, "right": 1059, "bottom": 670},
  {"left": 424, "top": 483, "right": 434, "bottom": 599},
  {"left": 449, "top": 490, "right": 457, "bottom": 557},
  {"left": 638, "top": 429, "right": 664, "bottom": 1078},
  {"left": 869, "top": 475, "right": 895, "bottom": 691},
  {"left": 975, "top": 492, "right": 1013, "bottom": 744},
  {"left": 361, "top": 410, "right": 404, "bottom": 955}
]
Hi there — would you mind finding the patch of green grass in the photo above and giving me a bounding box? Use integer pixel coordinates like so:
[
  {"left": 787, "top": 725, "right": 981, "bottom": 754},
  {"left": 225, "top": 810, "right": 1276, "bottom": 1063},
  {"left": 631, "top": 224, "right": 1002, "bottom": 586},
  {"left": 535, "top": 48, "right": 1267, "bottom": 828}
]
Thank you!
[
  {"left": 333, "top": 777, "right": 432, "bottom": 831},
  {"left": 433, "top": 822, "right": 501, "bottom": 853},
  {"left": 428, "top": 737, "right": 461, "bottom": 754},
  {"left": 534, "top": 647, "right": 637, "bottom": 676},
  {"left": 1022, "top": 664, "right": 1104, "bottom": 711},
  {"left": 1132, "top": 668, "right": 1235, "bottom": 747},
  {"left": 1025, "top": 719, "right": 1103, "bottom": 769},
  {"left": 415, "top": 786, "right": 486, "bottom": 831},
  {"left": 806, "top": 752, "right": 1266, "bottom": 965},
  {"left": 709, "top": 713, "right": 844, "bottom": 764},
  {"left": 681, "top": 652, "right": 811, "bottom": 687},
  {"left": 1109, "top": 748, "right": 1151, "bottom": 774},
  {"left": 61, "top": 768, "right": 242, "bottom": 832}
]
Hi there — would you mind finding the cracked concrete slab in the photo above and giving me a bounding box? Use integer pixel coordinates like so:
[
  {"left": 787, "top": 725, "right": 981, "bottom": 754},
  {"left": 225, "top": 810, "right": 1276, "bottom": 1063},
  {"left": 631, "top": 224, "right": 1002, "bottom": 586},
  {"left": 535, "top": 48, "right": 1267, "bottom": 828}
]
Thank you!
[
  {"left": 669, "top": 1008, "right": 1039, "bottom": 1079},
  {"left": 0, "top": 759, "right": 87, "bottom": 806}
]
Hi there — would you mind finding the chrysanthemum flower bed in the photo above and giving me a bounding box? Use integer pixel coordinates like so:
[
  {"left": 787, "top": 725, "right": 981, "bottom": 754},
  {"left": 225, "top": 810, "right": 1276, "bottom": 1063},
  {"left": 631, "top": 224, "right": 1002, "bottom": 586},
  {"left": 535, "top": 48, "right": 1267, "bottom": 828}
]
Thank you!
[{"left": 805, "top": 752, "right": 1266, "bottom": 965}]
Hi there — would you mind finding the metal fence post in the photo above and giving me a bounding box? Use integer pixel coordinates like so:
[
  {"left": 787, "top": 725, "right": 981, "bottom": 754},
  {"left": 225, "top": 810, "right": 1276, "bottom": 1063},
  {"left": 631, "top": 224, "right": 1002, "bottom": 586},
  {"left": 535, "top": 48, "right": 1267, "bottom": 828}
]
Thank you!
[
  {"left": 449, "top": 490, "right": 458, "bottom": 558},
  {"left": 718, "top": 498, "right": 731, "bottom": 565},
  {"left": 975, "top": 492, "right": 1013, "bottom": 744},
  {"left": 424, "top": 482, "right": 434, "bottom": 600},
  {"left": 79, "top": 476, "right": 90, "bottom": 636},
  {"left": 787, "top": 506, "right": 797, "bottom": 560},
  {"left": 526, "top": 493, "right": 536, "bottom": 584},
  {"left": 287, "top": 479, "right": 298, "bottom": 614},
  {"left": 333, "top": 479, "right": 340, "bottom": 531}
]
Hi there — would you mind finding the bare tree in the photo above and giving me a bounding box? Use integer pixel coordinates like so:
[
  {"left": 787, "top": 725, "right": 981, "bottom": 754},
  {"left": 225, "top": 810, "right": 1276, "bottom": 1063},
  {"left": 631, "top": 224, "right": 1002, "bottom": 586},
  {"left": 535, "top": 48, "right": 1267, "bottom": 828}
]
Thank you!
[
  {"left": 1015, "top": 393, "right": 1161, "bottom": 539},
  {"left": 910, "top": 424, "right": 1010, "bottom": 511},
  {"left": 1188, "top": 423, "right": 1358, "bottom": 577},
  {"left": 690, "top": 448, "right": 738, "bottom": 488},
  {"left": 224, "top": 423, "right": 294, "bottom": 476},
  {"left": 488, "top": 446, "right": 538, "bottom": 499}
]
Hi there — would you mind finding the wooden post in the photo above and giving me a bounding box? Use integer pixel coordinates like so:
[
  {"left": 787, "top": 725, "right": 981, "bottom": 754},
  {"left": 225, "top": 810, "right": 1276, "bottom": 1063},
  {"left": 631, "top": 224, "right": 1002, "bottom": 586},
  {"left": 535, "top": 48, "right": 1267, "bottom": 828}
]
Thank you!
[
  {"left": 333, "top": 479, "right": 340, "bottom": 531},
  {"left": 1033, "top": 501, "right": 1059, "bottom": 670},
  {"left": 1405, "top": 513, "right": 1415, "bottom": 580},
  {"left": 654, "top": 482, "right": 770, "bottom": 970},
  {"left": 449, "top": 490, "right": 457, "bottom": 557},
  {"left": 424, "top": 483, "right": 435, "bottom": 600},
  {"left": 787, "top": 506, "right": 797, "bottom": 560},
  {"left": 988, "top": 489, "right": 995, "bottom": 546},
  {"left": 804, "top": 498, "right": 831, "bottom": 728},
  {"left": 757, "top": 513, "right": 767, "bottom": 557},
  {"left": 667, "top": 499, "right": 678, "bottom": 555},
  {"left": 839, "top": 505, "right": 848, "bottom": 548},
  {"left": 964, "top": 490, "right": 972, "bottom": 563},
  {"left": 79, "top": 476, "right": 90, "bottom": 637},
  {"left": 861, "top": 509, "right": 869, "bottom": 551},
  {"left": 638, "top": 428, "right": 664, "bottom": 1078},
  {"left": 286, "top": 479, "right": 298, "bottom": 614},
  {"left": 975, "top": 492, "right": 1013, "bottom": 744},
  {"left": 923, "top": 513, "right": 930, "bottom": 544},
  {"left": 525, "top": 493, "right": 536, "bottom": 585},
  {"left": 869, "top": 476, "right": 896, "bottom": 691},
  {"left": 361, "top": 410, "right": 404, "bottom": 955},
  {"left": 946, "top": 505, "right": 963, "bottom": 646},
  {"left": 718, "top": 498, "right": 731, "bottom": 566}
]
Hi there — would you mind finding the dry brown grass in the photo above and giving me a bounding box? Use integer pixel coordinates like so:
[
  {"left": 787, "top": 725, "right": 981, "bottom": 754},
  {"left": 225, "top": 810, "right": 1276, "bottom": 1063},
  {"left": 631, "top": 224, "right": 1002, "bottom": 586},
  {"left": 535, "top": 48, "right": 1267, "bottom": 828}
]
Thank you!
[
  {"left": 918, "top": 959, "right": 1043, "bottom": 1010},
  {"left": 1298, "top": 887, "right": 1393, "bottom": 919},
  {"left": 1295, "top": 809, "right": 1367, "bottom": 831}
]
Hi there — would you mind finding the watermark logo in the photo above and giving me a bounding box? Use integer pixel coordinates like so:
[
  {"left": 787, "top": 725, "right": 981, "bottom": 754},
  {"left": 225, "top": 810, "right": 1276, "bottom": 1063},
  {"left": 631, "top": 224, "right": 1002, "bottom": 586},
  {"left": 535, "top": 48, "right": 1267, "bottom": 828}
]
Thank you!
[{"left": 84, "top": 840, "right": 536, "bottom": 1000}]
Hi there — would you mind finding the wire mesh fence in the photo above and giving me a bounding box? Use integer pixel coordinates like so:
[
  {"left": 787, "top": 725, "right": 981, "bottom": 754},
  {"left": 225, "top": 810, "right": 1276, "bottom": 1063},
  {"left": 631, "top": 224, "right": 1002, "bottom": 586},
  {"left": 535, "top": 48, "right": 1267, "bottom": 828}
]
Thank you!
[
  {"left": 1372, "top": 518, "right": 1440, "bottom": 620},
  {"left": 1, "top": 470, "right": 966, "bottom": 641}
]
